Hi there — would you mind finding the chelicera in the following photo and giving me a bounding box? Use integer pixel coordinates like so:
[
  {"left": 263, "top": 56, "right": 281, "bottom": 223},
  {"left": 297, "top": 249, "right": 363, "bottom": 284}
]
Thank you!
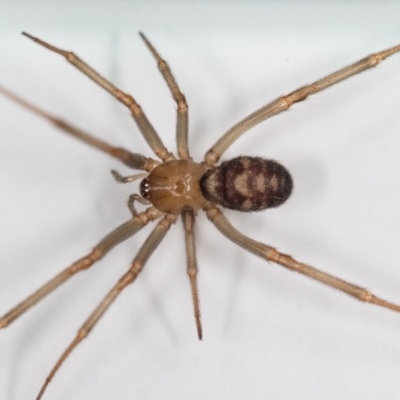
[{"left": 0, "top": 33, "right": 399, "bottom": 399}]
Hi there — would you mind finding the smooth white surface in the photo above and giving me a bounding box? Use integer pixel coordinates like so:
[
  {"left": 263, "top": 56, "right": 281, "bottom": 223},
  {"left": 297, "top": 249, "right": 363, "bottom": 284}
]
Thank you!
[{"left": 1, "top": 2, "right": 400, "bottom": 400}]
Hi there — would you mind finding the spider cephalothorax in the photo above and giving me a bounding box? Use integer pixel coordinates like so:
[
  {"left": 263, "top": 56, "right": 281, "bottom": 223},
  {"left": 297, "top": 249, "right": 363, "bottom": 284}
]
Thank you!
[
  {"left": 0, "top": 32, "right": 399, "bottom": 400},
  {"left": 140, "top": 160, "right": 207, "bottom": 215}
]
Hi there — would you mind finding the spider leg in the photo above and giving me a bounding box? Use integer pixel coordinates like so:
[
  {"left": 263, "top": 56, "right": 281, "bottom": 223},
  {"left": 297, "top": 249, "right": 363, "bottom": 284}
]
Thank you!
[
  {"left": 0, "top": 207, "right": 163, "bottom": 330},
  {"left": 111, "top": 169, "right": 149, "bottom": 183},
  {"left": 206, "top": 205, "right": 400, "bottom": 314},
  {"left": 140, "top": 33, "right": 190, "bottom": 161},
  {"left": 128, "top": 194, "right": 151, "bottom": 218},
  {"left": 182, "top": 208, "right": 202, "bottom": 340},
  {"left": 110, "top": 171, "right": 151, "bottom": 216},
  {"left": 204, "top": 43, "right": 400, "bottom": 166},
  {"left": 22, "top": 32, "right": 175, "bottom": 162},
  {"left": 0, "top": 85, "right": 156, "bottom": 170},
  {"left": 35, "top": 213, "right": 178, "bottom": 400}
]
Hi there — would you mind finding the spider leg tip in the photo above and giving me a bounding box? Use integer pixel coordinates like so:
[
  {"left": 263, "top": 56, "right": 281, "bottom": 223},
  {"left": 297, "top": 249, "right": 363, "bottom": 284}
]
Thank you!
[
  {"left": 197, "top": 328, "right": 203, "bottom": 341},
  {"left": 110, "top": 169, "right": 121, "bottom": 181},
  {"left": 139, "top": 32, "right": 150, "bottom": 46},
  {"left": 22, "top": 32, "right": 37, "bottom": 43}
]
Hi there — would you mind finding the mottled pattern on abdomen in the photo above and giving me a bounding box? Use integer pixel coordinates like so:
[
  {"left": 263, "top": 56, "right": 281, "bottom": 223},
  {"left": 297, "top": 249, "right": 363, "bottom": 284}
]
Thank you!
[{"left": 200, "top": 156, "right": 293, "bottom": 211}]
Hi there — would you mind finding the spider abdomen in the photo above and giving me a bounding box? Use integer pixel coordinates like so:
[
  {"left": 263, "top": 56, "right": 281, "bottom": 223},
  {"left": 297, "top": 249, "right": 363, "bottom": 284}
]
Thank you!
[{"left": 200, "top": 156, "right": 293, "bottom": 211}]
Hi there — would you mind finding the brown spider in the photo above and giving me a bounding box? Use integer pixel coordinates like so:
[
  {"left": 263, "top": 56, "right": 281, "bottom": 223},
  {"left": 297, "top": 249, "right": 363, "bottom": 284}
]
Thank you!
[{"left": 0, "top": 32, "right": 400, "bottom": 399}]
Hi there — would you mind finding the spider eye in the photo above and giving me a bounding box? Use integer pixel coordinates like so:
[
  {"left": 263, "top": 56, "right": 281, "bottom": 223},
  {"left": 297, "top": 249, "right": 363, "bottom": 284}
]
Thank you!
[{"left": 140, "top": 177, "right": 150, "bottom": 200}]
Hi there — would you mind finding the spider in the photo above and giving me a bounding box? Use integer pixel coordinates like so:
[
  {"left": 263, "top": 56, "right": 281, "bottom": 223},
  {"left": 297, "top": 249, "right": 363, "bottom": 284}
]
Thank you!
[{"left": 0, "top": 32, "right": 400, "bottom": 400}]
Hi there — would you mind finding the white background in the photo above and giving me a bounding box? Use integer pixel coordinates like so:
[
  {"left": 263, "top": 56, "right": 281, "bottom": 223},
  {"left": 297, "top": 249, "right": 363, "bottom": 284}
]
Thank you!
[{"left": 1, "top": 2, "right": 400, "bottom": 399}]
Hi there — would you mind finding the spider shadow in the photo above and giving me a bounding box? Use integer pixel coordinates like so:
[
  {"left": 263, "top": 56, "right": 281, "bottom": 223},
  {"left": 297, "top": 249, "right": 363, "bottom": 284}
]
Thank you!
[
  {"left": 139, "top": 271, "right": 180, "bottom": 345},
  {"left": 221, "top": 248, "right": 247, "bottom": 336}
]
